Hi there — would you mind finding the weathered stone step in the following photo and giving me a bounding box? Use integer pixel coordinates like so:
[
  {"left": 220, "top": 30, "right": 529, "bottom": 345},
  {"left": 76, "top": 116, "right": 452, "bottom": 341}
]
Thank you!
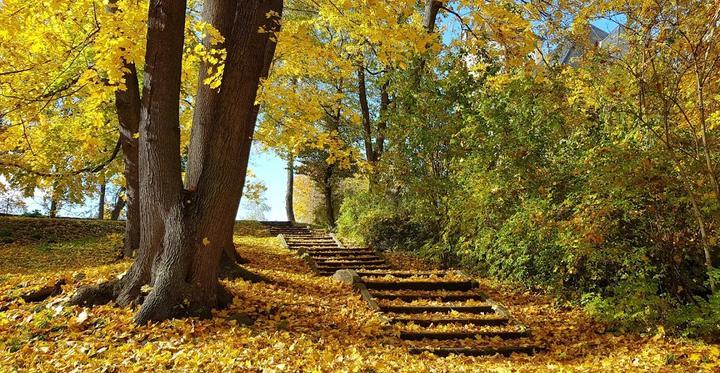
[
  {"left": 305, "top": 248, "right": 374, "bottom": 253},
  {"left": 288, "top": 242, "right": 338, "bottom": 246},
  {"left": 389, "top": 317, "right": 508, "bottom": 326},
  {"left": 380, "top": 304, "right": 494, "bottom": 314},
  {"left": 399, "top": 329, "right": 529, "bottom": 340},
  {"left": 363, "top": 280, "right": 475, "bottom": 291},
  {"left": 286, "top": 237, "right": 335, "bottom": 241},
  {"left": 310, "top": 254, "right": 382, "bottom": 260},
  {"left": 287, "top": 239, "right": 335, "bottom": 242},
  {"left": 356, "top": 271, "right": 449, "bottom": 278},
  {"left": 408, "top": 346, "right": 541, "bottom": 357},
  {"left": 317, "top": 263, "right": 390, "bottom": 270},
  {"left": 370, "top": 292, "right": 486, "bottom": 302},
  {"left": 315, "top": 259, "right": 387, "bottom": 266},
  {"left": 306, "top": 251, "right": 377, "bottom": 256}
]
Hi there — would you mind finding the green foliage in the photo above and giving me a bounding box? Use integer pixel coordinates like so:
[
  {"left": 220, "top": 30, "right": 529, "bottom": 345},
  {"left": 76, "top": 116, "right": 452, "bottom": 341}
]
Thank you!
[
  {"left": 338, "top": 58, "right": 720, "bottom": 339},
  {"left": 337, "top": 191, "right": 428, "bottom": 252}
]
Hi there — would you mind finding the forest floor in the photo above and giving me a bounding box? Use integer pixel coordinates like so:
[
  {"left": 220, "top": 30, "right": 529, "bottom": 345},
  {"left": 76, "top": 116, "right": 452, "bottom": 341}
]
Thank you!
[{"left": 0, "top": 217, "right": 718, "bottom": 371}]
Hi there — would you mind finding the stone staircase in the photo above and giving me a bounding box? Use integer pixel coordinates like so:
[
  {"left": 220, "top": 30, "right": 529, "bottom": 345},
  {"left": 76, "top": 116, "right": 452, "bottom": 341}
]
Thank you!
[{"left": 263, "top": 221, "right": 543, "bottom": 357}]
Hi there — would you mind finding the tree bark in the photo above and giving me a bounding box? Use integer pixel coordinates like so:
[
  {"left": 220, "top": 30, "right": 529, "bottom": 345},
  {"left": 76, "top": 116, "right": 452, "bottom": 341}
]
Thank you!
[
  {"left": 377, "top": 80, "right": 388, "bottom": 158},
  {"left": 323, "top": 165, "right": 336, "bottom": 227},
  {"left": 186, "top": 0, "right": 283, "bottom": 280},
  {"left": 423, "top": 0, "right": 442, "bottom": 33},
  {"left": 357, "top": 65, "right": 376, "bottom": 164},
  {"left": 48, "top": 181, "right": 60, "bottom": 218},
  {"left": 49, "top": 197, "right": 58, "bottom": 218},
  {"left": 97, "top": 181, "right": 106, "bottom": 219},
  {"left": 137, "top": 0, "right": 282, "bottom": 323},
  {"left": 358, "top": 65, "right": 389, "bottom": 192},
  {"left": 110, "top": 187, "right": 126, "bottom": 220},
  {"left": 109, "top": 0, "right": 142, "bottom": 258},
  {"left": 71, "top": 0, "right": 283, "bottom": 324},
  {"left": 412, "top": 0, "right": 442, "bottom": 84},
  {"left": 286, "top": 154, "right": 296, "bottom": 223}
]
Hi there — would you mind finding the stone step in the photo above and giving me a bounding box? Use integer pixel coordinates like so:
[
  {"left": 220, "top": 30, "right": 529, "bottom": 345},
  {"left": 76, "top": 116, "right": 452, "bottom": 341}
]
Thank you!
[
  {"left": 369, "top": 292, "right": 486, "bottom": 302},
  {"left": 286, "top": 239, "right": 337, "bottom": 246},
  {"left": 356, "top": 271, "right": 449, "bottom": 278},
  {"left": 290, "top": 240, "right": 335, "bottom": 243},
  {"left": 316, "top": 265, "right": 390, "bottom": 273},
  {"left": 306, "top": 251, "right": 377, "bottom": 256},
  {"left": 408, "top": 346, "right": 541, "bottom": 357},
  {"left": 399, "top": 329, "right": 529, "bottom": 341},
  {"left": 379, "top": 304, "right": 494, "bottom": 314},
  {"left": 363, "top": 280, "right": 475, "bottom": 291},
  {"left": 305, "top": 248, "right": 374, "bottom": 253},
  {"left": 290, "top": 244, "right": 340, "bottom": 248},
  {"left": 288, "top": 237, "right": 334, "bottom": 240},
  {"left": 315, "top": 263, "right": 388, "bottom": 272},
  {"left": 389, "top": 317, "right": 508, "bottom": 326},
  {"left": 311, "top": 255, "right": 382, "bottom": 260},
  {"left": 315, "top": 259, "right": 387, "bottom": 266}
]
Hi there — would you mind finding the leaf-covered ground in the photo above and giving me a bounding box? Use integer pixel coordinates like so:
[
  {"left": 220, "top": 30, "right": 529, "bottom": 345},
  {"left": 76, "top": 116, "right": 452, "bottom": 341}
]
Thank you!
[{"left": 0, "top": 219, "right": 718, "bottom": 371}]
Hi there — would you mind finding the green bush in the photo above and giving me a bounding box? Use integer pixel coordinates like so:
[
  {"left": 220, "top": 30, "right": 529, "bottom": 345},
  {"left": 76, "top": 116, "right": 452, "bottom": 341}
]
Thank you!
[{"left": 337, "top": 191, "right": 428, "bottom": 252}]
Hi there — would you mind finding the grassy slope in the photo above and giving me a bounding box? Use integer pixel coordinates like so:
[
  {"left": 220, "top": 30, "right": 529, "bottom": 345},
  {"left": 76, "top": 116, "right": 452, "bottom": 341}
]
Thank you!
[{"left": 0, "top": 218, "right": 718, "bottom": 371}]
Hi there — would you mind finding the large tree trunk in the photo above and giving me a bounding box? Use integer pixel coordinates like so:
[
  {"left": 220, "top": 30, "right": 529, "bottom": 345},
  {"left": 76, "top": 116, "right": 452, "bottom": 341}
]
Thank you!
[
  {"left": 186, "top": 0, "right": 281, "bottom": 276},
  {"left": 71, "top": 0, "right": 282, "bottom": 324},
  {"left": 286, "top": 154, "right": 295, "bottom": 223},
  {"left": 97, "top": 181, "right": 106, "bottom": 219}
]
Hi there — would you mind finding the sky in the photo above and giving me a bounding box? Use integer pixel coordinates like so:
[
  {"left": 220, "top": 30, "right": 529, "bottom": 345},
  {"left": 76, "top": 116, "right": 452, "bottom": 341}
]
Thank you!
[
  {"left": 243, "top": 146, "right": 288, "bottom": 221},
  {"left": 14, "top": 144, "right": 290, "bottom": 221}
]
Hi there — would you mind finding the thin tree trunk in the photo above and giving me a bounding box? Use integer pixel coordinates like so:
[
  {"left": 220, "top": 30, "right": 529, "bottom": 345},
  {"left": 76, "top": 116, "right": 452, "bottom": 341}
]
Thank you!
[
  {"left": 357, "top": 64, "right": 376, "bottom": 164},
  {"left": 323, "top": 165, "right": 336, "bottom": 227},
  {"left": 286, "top": 154, "right": 296, "bottom": 223},
  {"left": 694, "top": 69, "right": 720, "bottom": 206},
  {"left": 687, "top": 187, "right": 716, "bottom": 293},
  {"left": 109, "top": 0, "right": 141, "bottom": 258},
  {"left": 49, "top": 198, "right": 58, "bottom": 218},
  {"left": 97, "top": 181, "right": 106, "bottom": 219},
  {"left": 357, "top": 64, "right": 381, "bottom": 191},
  {"left": 48, "top": 181, "right": 59, "bottom": 218},
  {"left": 377, "top": 80, "right": 388, "bottom": 158},
  {"left": 411, "top": 0, "right": 442, "bottom": 84},
  {"left": 110, "top": 187, "right": 126, "bottom": 220}
]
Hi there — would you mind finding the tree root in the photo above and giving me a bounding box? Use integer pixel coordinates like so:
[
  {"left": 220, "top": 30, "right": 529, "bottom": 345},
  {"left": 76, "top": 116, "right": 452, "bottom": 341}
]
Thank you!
[
  {"left": 21, "top": 279, "right": 66, "bottom": 303},
  {"left": 218, "top": 260, "right": 268, "bottom": 283},
  {"left": 68, "top": 280, "right": 122, "bottom": 307},
  {"left": 134, "top": 281, "right": 233, "bottom": 325}
]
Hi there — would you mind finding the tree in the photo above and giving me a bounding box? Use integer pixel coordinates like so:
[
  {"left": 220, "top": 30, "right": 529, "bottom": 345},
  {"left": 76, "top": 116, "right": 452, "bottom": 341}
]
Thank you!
[
  {"left": 70, "top": 0, "right": 283, "bottom": 324},
  {"left": 285, "top": 153, "right": 296, "bottom": 222},
  {"left": 255, "top": 0, "right": 436, "bottom": 205}
]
